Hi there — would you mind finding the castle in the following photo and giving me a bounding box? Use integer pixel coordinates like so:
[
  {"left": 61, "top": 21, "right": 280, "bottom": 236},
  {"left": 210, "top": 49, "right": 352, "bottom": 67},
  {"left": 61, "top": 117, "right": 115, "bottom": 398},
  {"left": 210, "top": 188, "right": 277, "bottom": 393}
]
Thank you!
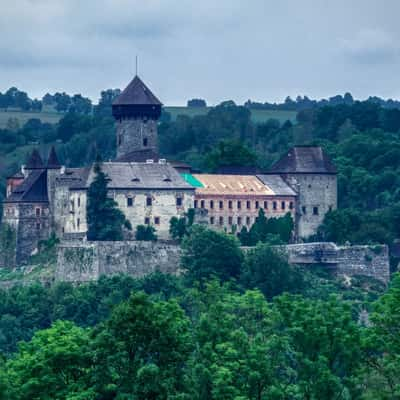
[{"left": 2, "top": 75, "right": 337, "bottom": 265}]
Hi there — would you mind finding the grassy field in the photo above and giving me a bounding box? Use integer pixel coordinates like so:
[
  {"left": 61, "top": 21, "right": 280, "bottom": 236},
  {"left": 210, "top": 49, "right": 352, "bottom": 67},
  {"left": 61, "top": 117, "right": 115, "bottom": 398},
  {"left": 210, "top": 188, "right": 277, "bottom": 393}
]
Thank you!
[
  {"left": 0, "top": 110, "right": 62, "bottom": 128},
  {"left": 0, "top": 107, "right": 297, "bottom": 129},
  {"left": 165, "top": 106, "right": 297, "bottom": 124}
]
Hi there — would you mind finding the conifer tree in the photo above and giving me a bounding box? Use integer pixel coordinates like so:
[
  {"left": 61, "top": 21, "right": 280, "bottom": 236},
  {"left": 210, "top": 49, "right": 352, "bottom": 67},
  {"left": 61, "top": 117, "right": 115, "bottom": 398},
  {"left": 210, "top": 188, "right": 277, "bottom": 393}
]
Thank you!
[{"left": 86, "top": 159, "right": 131, "bottom": 240}]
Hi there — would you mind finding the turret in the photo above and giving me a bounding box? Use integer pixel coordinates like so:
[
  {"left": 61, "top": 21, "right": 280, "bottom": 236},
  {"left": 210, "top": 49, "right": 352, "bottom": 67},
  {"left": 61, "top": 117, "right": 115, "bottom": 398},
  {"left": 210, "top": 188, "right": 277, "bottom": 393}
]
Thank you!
[{"left": 112, "top": 75, "right": 162, "bottom": 161}]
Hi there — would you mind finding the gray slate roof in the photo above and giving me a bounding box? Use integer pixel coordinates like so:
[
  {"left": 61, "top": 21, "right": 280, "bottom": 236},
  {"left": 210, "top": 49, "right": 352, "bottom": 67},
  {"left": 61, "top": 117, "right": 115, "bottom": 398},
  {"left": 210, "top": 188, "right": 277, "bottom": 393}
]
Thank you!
[
  {"left": 268, "top": 146, "right": 337, "bottom": 174},
  {"left": 256, "top": 175, "right": 297, "bottom": 196},
  {"left": 80, "top": 162, "right": 194, "bottom": 190},
  {"left": 5, "top": 170, "right": 48, "bottom": 203},
  {"left": 57, "top": 167, "right": 91, "bottom": 189},
  {"left": 115, "top": 149, "right": 160, "bottom": 163},
  {"left": 113, "top": 76, "right": 162, "bottom": 106}
]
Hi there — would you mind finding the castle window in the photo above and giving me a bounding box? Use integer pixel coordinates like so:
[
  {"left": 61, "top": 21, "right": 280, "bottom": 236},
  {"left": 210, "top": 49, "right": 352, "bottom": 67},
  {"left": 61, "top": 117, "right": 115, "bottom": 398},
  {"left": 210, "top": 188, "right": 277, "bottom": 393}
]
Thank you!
[
  {"left": 194, "top": 200, "right": 198, "bottom": 208},
  {"left": 210, "top": 216, "right": 214, "bottom": 225},
  {"left": 255, "top": 201, "right": 259, "bottom": 209},
  {"left": 35, "top": 207, "right": 41, "bottom": 217},
  {"left": 127, "top": 197, "right": 133, "bottom": 207},
  {"left": 77, "top": 218, "right": 80, "bottom": 228},
  {"left": 219, "top": 216, "right": 224, "bottom": 225},
  {"left": 118, "top": 134, "right": 122, "bottom": 146},
  {"left": 228, "top": 216, "right": 233, "bottom": 225},
  {"left": 246, "top": 216, "right": 251, "bottom": 225},
  {"left": 237, "top": 217, "right": 242, "bottom": 225},
  {"left": 273, "top": 201, "right": 277, "bottom": 210},
  {"left": 246, "top": 200, "right": 251, "bottom": 209},
  {"left": 36, "top": 222, "right": 41, "bottom": 230},
  {"left": 281, "top": 201, "right": 285, "bottom": 210},
  {"left": 228, "top": 200, "right": 233, "bottom": 209},
  {"left": 200, "top": 200, "right": 205, "bottom": 208},
  {"left": 78, "top": 197, "right": 81, "bottom": 207},
  {"left": 237, "top": 200, "right": 241, "bottom": 209},
  {"left": 146, "top": 197, "right": 152, "bottom": 206},
  {"left": 154, "top": 217, "right": 160, "bottom": 225},
  {"left": 210, "top": 200, "right": 214, "bottom": 209},
  {"left": 219, "top": 201, "right": 223, "bottom": 209},
  {"left": 302, "top": 206, "right": 307, "bottom": 214},
  {"left": 176, "top": 197, "right": 183, "bottom": 206},
  {"left": 145, "top": 217, "right": 150, "bottom": 225},
  {"left": 143, "top": 138, "right": 148, "bottom": 147},
  {"left": 313, "top": 206, "right": 319, "bottom": 215},
  {"left": 329, "top": 205, "right": 333, "bottom": 212},
  {"left": 289, "top": 201, "right": 294, "bottom": 210},
  {"left": 264, "top": 201, "right": 268, "bottom": 209}
]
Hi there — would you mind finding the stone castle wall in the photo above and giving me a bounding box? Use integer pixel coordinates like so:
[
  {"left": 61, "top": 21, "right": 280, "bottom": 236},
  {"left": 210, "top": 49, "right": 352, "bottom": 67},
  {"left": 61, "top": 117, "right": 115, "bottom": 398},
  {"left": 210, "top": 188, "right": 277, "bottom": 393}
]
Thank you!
[
  {"left": 56, "top": 240, "right": 390, "bottom": 284},
  {"left": 56, "top": 241, "right": 181, "bottom": 282}
]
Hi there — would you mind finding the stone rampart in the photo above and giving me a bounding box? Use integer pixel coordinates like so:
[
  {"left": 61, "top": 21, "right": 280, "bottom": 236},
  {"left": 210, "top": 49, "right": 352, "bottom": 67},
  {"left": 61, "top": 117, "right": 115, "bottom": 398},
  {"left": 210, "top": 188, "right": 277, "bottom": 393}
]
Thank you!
[
  {"left": 56, "top": 241, "right": 181, "bottom": 282},
  {"left": 56, "top": 241, "right": 390, "bottom": 283}
]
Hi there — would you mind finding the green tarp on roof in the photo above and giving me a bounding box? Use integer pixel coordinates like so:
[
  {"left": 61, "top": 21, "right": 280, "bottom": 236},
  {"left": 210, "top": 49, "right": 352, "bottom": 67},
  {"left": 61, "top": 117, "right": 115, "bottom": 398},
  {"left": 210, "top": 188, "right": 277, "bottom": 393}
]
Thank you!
[{"left": 180, "top": 173, "right": 204, "bottom": 188}]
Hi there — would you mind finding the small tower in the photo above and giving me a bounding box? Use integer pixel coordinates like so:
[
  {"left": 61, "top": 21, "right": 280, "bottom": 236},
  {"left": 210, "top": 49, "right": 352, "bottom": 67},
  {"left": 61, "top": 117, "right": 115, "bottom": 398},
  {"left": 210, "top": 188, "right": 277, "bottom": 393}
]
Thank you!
[
  {"left": 24, "top": 149, "right": 44, "bottom": 177},
  {"left": 268, "top": 146, "right": 337, "bottom": 239},
  {"left": 112, "top": 75, "right": 162, "bottom": 160}
]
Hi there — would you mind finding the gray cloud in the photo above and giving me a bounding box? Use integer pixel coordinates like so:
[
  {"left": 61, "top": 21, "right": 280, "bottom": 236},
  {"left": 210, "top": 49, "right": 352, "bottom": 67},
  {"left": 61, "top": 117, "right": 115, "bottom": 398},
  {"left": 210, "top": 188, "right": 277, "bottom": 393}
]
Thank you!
[{"left": 0, "top": 0, "right": 399, "bottom": 104}]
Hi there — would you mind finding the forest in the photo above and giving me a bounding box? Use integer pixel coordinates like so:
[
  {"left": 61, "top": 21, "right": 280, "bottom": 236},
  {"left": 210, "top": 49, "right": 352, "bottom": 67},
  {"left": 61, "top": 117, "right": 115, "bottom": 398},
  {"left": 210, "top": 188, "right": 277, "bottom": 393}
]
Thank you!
[{"left": 0, "top": 226, "right": 397, "bottom": 399}]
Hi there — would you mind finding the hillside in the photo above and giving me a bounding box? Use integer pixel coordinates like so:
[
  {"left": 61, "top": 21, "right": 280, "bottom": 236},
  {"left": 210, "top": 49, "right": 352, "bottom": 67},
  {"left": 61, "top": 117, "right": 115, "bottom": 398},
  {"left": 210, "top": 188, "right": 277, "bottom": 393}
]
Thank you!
[{"left": 0, "top": 106, "right": 297, "bottom": 128}]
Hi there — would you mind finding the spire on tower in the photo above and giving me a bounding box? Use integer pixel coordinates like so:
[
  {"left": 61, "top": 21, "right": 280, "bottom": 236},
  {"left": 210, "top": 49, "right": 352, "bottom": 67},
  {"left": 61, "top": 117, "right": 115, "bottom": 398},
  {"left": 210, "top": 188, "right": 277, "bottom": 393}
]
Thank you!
[
  {"left": 47, "top": 146, "right": 61, "bottom": 169},
  {"left": 26, "top": 149, "right": 44, "bottom": 169}
]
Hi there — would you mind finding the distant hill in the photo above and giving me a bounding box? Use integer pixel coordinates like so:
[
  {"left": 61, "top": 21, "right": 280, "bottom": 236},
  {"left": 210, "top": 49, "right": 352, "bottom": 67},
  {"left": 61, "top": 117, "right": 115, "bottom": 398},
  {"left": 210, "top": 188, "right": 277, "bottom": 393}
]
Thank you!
[{"left": 0, "top": 107, "right": 297, "bottom": 129}]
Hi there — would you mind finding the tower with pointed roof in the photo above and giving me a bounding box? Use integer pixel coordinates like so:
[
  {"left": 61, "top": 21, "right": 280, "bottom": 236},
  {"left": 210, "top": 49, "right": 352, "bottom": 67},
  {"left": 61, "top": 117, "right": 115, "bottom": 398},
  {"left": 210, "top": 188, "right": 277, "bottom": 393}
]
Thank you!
[
  {"left": 112, "top": 75, "right": 162, "bottom": 161},
  {"left": 267, "top": 145, "right": 337, "bottom": 239}
]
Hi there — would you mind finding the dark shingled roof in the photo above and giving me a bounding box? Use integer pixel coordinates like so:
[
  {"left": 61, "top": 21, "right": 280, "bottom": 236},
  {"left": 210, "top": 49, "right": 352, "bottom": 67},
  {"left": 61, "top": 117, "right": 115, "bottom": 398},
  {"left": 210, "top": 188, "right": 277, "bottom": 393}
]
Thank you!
[
  {"left": 113, "top": 75, "right": 162, "bottom": 106},
  {"left": 268, "top": 146, "right": 337, "bottom": 174},
  {"left": 256, "top": 175, "right": 297, "bottom": 196},
  {"left": 80, "top": 162, "right": 194, "bottom": 190},
  {"left": 47, "top": 146, "right": 61, "bottom": 168},
  {"left": 5, "top": 170, "right": 48, "bottom": 203},
  {"left": 115, "top": 149, "right": 160, "bottom": 163},
  {"left": 26, "top": 149, "right": 44, "bottom": 169}
]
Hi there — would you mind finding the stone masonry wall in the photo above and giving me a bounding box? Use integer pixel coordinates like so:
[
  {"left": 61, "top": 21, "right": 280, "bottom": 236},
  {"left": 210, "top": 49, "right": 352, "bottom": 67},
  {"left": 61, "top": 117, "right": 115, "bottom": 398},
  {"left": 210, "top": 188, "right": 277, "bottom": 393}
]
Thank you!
[
  {"left": 56, "top": 240, "right": 390, "bottom": 284},
  {"left": 284, "top": 242, "right": 390, "bottom": 283},
  {"left": 56, "top": 241, "right": 181, "bottom": 282},
  {"left": 116, "top": 118, "right": 158, "bottom": 158}
]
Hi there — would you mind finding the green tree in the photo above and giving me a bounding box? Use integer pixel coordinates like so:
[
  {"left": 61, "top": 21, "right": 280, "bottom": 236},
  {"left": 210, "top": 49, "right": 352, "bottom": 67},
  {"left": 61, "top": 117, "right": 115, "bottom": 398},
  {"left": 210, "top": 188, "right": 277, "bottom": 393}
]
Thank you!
[
  {"left": 135, "top": 224, "right": 157, "bottom": 241},
  {"left": 91, "top": 292, "right": 192, "bottom": 399},
  {"left": 169, "top": 208, "right": 195, "bottom": 241},
  {"left": 4, "top": 321, "right": 93, "bottom": 400},
  {"left": 86, "top": 159, "right": 131, "bottom": 241},
  {"left": 241, "top": 243, "right": 304, "bottom": 300},
  {"left": 274, "top": 294, "right": 362, "bottom": 399},
  {"left": 181, "top": 225, "right": 243, "bottom": 284},
  {"left": 205, "top": 139, "right": 257, "bottom": 172},
  {"left": 361, "top": 273, "right": 400, "bottom": 398}
]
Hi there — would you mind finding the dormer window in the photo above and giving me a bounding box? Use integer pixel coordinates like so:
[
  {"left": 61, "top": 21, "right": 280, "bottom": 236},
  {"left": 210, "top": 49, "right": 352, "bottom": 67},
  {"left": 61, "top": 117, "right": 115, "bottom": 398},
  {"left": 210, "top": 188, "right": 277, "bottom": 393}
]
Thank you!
[
  {"left": 163, "top": 175, "right": 172, "bottom": 182},
  {"left": 131, "top": 177, "right": 140, "bottom": 182}
]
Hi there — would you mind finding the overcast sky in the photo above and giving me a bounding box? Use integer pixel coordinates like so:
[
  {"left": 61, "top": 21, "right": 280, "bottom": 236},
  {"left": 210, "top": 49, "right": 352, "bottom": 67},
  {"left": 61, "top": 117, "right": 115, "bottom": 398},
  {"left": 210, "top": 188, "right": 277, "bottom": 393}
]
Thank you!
[{"left": 0, "top": 0, "right": 399, "bottom": 105}]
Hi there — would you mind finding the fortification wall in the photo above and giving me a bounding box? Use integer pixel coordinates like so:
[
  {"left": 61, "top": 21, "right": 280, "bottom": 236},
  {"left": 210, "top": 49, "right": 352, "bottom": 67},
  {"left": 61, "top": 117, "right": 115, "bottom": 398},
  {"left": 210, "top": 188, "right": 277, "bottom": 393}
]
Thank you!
[
  {"left": 56, "top": 241, "right": 181, "bottom": 282},
  {"left": 56, "top": 241, "right": 390, "bottom": 284}
]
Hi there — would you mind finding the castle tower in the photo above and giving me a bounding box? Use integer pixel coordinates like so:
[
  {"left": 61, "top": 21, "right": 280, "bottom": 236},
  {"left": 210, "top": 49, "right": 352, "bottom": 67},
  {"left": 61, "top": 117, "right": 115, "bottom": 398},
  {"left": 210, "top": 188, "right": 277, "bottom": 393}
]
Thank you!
[
  {"left": 268, "top": 146, "right": 337, "bottom": 239},
  {"left": 112, "top": 75, "right": 162, "bottom": 161}
]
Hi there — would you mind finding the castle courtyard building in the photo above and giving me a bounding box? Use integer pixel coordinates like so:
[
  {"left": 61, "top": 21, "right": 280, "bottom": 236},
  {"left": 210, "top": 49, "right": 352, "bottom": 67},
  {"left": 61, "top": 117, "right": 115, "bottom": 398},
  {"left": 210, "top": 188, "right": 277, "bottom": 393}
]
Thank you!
[{"left": 190, "top": 174, "right": 297, "bottom": 233}]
